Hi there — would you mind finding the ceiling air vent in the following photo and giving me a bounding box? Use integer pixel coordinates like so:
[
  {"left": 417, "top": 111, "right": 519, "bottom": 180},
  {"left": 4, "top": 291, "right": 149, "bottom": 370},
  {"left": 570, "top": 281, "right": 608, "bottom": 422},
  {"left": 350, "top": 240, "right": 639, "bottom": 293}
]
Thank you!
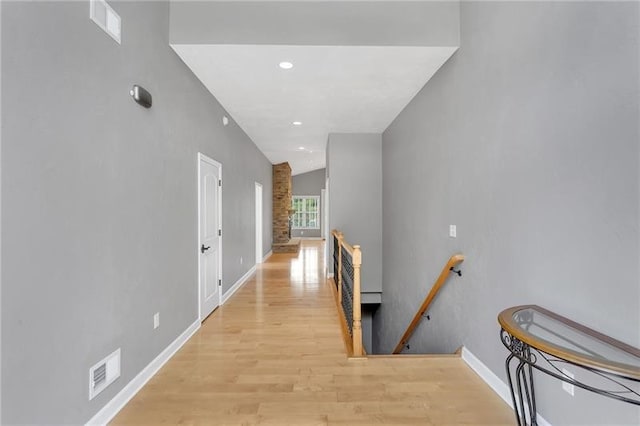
[{"left": 89, "top": 348, "right": 121, "bottom": 400}]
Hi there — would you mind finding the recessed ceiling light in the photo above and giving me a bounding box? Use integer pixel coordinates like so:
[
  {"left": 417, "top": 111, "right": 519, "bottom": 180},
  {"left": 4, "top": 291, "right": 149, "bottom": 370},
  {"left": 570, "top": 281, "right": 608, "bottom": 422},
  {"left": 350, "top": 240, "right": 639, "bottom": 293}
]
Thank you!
[
  {"left": 279, "top": 61, "right": 293, "bottom": 70},
  {"left": 292, "top": 121, "right": 302, "bottom": 126},
  {"left": 298, "top": 146, "right": 305, "bottom": 150}
]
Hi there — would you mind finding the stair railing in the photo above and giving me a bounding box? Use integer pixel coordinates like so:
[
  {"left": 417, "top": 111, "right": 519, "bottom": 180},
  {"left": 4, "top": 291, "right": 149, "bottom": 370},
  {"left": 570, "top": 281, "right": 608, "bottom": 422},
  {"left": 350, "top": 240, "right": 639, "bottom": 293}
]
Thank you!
[
  {"left": 392, "top": 254, "right": 465, "bottom": 354},
  {"left": 332, "top": 230, "right": 343, "bottom": 296},
  {"left": 331, "top": 229, "right": 363, "bottom": 357}
]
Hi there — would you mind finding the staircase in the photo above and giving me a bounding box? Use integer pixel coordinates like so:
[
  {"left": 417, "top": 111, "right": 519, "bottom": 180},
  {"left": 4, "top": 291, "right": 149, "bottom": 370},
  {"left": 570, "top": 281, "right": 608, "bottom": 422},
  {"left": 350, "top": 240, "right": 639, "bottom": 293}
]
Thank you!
[{"left": 331, "top": 229, "right": 465, "bottom": 357}]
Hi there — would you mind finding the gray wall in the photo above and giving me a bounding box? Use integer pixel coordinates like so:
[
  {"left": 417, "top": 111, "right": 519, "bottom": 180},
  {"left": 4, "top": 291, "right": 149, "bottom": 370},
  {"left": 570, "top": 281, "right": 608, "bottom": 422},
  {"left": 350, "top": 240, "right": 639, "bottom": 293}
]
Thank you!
[
  {"left": 292, "top": 168, "right": 325, "bottom": 238},
  {"left": 375, "top": 1, "right": 639, "bottom": 425},
  {"left": 0, "top": 2, "right": 3, "bottom": 420},
  {"left": 0, "top": 2, "right": 3, "bottom": 421},
  {"left": 327, "top": 134, "right": 382, "bottom": 294},
  {"left": 361, "top": 305, "right": 378, "bottom": 355},
  {"left": 1, "top": 1, "right": 272, "bottom": 424},
  {"left": 170, "top": 1, "right": 459, "bottom": 47}
]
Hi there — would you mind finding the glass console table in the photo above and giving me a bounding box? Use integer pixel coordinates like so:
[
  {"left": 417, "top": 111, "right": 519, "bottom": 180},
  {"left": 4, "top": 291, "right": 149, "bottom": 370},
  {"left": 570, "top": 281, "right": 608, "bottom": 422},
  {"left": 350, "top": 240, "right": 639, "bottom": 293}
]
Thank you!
[{"left": 498, "top": 305, "right": 640, "bottom": 426}]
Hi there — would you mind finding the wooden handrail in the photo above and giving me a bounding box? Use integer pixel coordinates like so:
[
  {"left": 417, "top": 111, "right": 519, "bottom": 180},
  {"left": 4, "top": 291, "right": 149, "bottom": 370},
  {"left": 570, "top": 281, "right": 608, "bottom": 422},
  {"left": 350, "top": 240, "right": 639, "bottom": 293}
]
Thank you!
[
  {"left": 392, "top": 254, "right": 465, "bottom": 354},
  {"left": 331, "top": 229, "right": 364, "bottom": 357},
  {"left": 341, "top": 240, "right": 355, "bottom": 256}
]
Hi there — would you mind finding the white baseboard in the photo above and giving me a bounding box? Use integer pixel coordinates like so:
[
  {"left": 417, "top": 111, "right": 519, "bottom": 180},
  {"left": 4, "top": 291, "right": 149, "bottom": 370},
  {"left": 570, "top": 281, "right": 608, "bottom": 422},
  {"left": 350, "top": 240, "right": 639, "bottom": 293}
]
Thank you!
[
  {"left": 86, "top": 319, "right": 200, "bottom": 425},
  {"left": 327, "top": 272, "right": 334, "bottom": 278},
  {"left": 461, "top": 347, "right": 552, "bottom": 426},
  {"left": 262, "top": 250, "right": 273, "bottom": 262},
  {"left": 221, "top": 265, "right": 256, "bottom": 305}
]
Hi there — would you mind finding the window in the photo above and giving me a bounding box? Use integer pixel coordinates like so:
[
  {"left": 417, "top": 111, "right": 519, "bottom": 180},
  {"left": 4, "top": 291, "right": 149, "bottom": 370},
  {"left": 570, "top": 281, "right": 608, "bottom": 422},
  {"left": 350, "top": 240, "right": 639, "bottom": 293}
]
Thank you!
[{"left": 292, "top": 196, "right": 320, "bottom": 229}]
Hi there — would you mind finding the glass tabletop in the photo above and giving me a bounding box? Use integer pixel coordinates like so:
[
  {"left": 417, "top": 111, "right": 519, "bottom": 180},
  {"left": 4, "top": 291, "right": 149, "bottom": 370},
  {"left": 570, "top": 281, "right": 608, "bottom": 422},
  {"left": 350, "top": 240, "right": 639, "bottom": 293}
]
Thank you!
[
  {"left": 499, "top": 305, "right": 640, "bottom": 379},
  {"left": 513, "top": 307, "right": 640, "bottom": 368}
]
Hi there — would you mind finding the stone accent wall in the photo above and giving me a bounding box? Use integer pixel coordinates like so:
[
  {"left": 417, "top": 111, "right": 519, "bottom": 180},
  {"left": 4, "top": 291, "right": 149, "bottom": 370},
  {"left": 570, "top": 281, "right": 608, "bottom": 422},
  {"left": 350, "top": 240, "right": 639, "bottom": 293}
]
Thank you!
[{"left": 272, "top": 162, "right": 292, "bottom": 245}]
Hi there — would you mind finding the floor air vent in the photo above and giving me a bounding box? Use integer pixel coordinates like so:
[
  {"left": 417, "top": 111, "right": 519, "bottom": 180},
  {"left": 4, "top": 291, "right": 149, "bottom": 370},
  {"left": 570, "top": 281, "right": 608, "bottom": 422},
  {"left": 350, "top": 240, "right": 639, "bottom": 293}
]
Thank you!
[{"left": 89, "top": 348, "right": 121, "bottom": 400}]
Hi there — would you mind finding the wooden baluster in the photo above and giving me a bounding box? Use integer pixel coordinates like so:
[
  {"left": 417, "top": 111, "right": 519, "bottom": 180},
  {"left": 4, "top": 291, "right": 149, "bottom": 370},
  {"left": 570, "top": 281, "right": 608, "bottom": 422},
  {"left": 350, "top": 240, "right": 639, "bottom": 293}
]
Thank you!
[{"left": 352, "top": 245, "right": 363, "bottom": 357}]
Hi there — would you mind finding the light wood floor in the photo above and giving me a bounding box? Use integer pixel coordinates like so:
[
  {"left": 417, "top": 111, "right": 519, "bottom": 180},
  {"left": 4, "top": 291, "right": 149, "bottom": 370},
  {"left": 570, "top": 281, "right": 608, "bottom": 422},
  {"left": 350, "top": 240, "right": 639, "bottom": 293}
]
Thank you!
[{"left": 112, "top": 240, "right": 514, "bottom": 425}]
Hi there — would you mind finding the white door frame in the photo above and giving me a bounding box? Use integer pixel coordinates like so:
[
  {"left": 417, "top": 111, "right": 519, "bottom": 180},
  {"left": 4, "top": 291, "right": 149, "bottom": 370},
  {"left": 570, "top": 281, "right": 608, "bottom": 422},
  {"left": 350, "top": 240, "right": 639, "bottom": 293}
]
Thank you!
[
  {"left": 325, "top": 178, "right": 330, "bottom": 242},
  {"left": 320, "top": 189, "right": 326, "bottom": 239},
  {"left": 325, "top": 178, "right": 330, "bottom": 270},
  {"left": 255, "top": 182, "right": 263, "bottom": 264},
  {"left": 197, "top": 152, "right": 223, "bottom": 321}
]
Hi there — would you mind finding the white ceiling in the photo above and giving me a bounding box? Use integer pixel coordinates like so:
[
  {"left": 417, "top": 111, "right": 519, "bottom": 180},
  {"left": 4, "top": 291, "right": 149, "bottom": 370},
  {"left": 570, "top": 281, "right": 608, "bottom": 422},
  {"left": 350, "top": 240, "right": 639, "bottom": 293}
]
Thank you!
[
  {"left": 188, "top": 0, "right": 433, "bottom": 2},
  {"left": 172, "top": 44, "right": 457, "bottom": 175}
]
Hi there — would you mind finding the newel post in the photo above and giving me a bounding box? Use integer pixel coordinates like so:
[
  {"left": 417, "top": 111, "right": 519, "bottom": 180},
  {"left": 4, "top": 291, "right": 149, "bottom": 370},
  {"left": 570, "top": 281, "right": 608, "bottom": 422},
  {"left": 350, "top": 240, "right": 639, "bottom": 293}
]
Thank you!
[
  {"left": 352, "top": 244, "right": 363, "bottom": 357},
  {"left": 336, "top": 231, "right": 344, "bottom": 301}
]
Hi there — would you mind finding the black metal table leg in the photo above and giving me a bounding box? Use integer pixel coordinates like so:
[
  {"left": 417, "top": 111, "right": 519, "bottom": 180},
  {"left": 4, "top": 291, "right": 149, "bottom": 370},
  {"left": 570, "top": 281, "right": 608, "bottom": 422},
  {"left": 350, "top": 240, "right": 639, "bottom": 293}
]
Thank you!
[
  {"left": 518, "top": 354, "right": 537, "bottom": 426},
  {"left": 503, "top": 331, "right": 539, "bottom": 425},
  {"left": 524, "top": 350, "right": 537, "bottom": 425},
  {"left": 515, "top": 359, "right": 529, "bottom": 425},
  {"left": 505, "top": 353, "right": 522, "bottom": 426}
]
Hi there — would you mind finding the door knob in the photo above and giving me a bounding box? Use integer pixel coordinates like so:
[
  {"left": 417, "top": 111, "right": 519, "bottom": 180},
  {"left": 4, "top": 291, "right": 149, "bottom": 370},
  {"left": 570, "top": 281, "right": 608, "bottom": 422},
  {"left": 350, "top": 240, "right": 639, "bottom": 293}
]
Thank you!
[{"left": 201, "top": 244, "right": 211, "bottom": 254}]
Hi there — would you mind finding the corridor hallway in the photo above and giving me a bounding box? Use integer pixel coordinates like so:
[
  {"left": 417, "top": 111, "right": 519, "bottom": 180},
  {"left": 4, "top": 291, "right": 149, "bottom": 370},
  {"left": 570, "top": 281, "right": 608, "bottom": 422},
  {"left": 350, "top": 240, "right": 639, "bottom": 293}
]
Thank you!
[{"left": 112, "top": 240, "right": 513, "bottom": 425}]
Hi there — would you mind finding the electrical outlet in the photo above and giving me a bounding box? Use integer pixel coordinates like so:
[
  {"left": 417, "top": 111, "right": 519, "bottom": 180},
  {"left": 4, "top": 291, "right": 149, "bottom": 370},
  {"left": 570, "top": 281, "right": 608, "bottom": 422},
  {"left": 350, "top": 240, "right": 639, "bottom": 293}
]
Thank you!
[
  {"left": 153, "top": 312, "right": 160, "bottom": 329},
  {"left": 562, "top": 368, "right": 574, "bottom": 396},
  {"left": 240, "top": 256, "right": 243, "bottom": 265},
  {"left": 449, "top": 224, "right": 457, "bottom": 238}
]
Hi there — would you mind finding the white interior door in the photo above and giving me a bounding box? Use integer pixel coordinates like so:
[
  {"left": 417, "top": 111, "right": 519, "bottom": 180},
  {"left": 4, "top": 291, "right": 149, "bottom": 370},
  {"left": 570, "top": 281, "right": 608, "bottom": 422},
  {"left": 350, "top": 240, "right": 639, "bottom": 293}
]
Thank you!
[
  {"left": 198, "top": 153, "right": 221, "bottom": 321},
  {"left": 255, "top": 182, "right": 263, "bottom": 264}
]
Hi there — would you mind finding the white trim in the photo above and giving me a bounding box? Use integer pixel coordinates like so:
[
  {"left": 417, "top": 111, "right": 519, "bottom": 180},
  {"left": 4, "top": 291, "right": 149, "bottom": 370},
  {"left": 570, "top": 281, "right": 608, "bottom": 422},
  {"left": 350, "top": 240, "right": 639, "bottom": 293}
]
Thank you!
[
  {"left": 262, "top": 250, "right": 273, "bottom": 262},
  {"left": 221, "top": 266, "right": 256, "bottom": 305},
  {"left": 197, "top": 153, "right": 223, "bottom": 321},
  {"left": 327, "top": 272, "right": 334, "bottom": 278},
  {"left": 461, "top": 346, "right": 552, "bottom": 426},
  {"left": 197, "top": 156, "right": 202, "bottom": 320},
  {"left": 324, "top": 177, "right": 330, "bottom": 267},
  {"left": 320, "top": 189, "right": 326, "bottom": 238},
  {"left": 255, "top": 182, "right": 263, "bottom": 265},
  {"left": 85, "top": 320, "right": 200, "bottom": 426},
  {"left": 0, "top": 2, "right": 3, "bottom": 419}
]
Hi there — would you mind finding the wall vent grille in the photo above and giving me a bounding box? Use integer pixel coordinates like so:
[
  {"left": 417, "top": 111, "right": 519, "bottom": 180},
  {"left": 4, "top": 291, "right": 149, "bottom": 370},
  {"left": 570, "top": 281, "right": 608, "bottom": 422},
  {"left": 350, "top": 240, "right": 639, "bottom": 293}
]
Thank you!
[
  {"left": 93, "top": 364, "right": 107, "bottom": 388},
  {"left": 90, "top": 0, "right": 121, "bottom": 44},
  {"left": 89, "top": 348, "right": 121, "bottom": 400}
]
